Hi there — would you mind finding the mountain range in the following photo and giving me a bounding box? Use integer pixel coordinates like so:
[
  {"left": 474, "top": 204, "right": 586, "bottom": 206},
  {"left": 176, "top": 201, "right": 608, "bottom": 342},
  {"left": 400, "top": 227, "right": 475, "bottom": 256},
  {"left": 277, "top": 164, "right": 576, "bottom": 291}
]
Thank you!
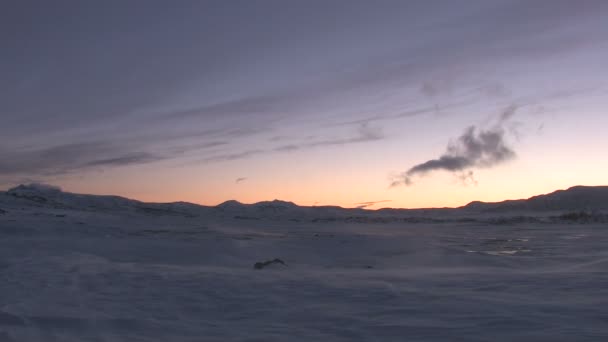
[{"left": 1, "top": 184, "right": 607, "bottom": 220}]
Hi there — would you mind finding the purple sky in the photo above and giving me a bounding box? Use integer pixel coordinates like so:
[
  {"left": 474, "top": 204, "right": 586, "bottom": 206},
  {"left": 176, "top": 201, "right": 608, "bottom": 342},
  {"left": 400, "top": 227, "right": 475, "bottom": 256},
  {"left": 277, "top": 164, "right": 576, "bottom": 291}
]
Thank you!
[{"left": 1, "top": 1, "right": 607, "bottom": 208}]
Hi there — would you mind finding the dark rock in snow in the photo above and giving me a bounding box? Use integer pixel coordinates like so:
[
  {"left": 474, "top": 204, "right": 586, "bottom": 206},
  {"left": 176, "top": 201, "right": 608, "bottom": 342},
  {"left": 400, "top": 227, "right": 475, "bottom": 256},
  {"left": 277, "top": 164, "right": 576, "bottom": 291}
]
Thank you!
[{"left": 254, "top": 258, "right": 287, "bottom": 270}]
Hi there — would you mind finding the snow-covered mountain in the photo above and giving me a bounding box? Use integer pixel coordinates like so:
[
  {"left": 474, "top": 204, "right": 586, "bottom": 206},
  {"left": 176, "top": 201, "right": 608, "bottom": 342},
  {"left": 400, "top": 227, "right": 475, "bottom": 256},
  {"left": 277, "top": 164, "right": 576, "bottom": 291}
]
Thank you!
[
  {"left": 463, "top": 186, "right": 608, "bottom": 212},
  {"left": 5, "top": 184, "right": 138, "bottom": 210},
  {"left": 1, "top": 184, "right": 208, "bottom": 217},
  {"left": 2, "top": 184, "right": 608, "bottom": 222}
]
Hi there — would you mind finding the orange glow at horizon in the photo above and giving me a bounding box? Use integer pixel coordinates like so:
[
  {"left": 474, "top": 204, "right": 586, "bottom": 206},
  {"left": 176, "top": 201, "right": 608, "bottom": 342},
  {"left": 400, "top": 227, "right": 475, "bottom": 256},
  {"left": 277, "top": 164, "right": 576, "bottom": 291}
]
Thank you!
[{"left": 50, "top": 155, "right": 608, "bottom": 210}]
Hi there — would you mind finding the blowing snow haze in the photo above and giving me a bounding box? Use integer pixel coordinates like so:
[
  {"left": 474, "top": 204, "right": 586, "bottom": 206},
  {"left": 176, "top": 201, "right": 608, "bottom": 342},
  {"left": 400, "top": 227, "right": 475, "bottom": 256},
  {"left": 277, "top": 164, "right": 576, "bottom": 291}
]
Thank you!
[{"left": 2, "top": 184, "right": 608, "bottom": 340}]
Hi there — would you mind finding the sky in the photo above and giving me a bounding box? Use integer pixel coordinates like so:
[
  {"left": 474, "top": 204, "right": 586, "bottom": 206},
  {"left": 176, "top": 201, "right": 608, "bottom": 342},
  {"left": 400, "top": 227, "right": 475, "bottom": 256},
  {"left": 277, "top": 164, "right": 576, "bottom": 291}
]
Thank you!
[{"left": 1, "top": 0, "right": 608, "bottom": 209}]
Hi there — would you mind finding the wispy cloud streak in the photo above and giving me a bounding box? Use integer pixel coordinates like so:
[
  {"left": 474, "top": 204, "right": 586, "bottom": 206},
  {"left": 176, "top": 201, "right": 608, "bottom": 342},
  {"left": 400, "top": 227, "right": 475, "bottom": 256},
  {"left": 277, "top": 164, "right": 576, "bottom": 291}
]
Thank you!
[
  {"left": 0, "top": 142, "right": 163, "bottom": 176},
  {"left": 355, "top": 200, "right": 392, "bottom": 209}
]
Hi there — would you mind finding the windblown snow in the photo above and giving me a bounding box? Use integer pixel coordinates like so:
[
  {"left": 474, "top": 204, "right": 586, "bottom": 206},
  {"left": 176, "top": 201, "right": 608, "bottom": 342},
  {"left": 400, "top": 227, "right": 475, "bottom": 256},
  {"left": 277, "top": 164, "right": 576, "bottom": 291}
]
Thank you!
[{"left": 0, "top": 184, "right": 607, "bottom": 341}]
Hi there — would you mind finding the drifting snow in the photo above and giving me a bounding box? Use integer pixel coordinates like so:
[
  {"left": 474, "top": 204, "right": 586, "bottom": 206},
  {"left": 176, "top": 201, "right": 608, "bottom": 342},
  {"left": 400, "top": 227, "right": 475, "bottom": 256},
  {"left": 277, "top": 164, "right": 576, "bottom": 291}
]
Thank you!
[{"left": 0, "top": 185, "right": 607, "bottom": 341}]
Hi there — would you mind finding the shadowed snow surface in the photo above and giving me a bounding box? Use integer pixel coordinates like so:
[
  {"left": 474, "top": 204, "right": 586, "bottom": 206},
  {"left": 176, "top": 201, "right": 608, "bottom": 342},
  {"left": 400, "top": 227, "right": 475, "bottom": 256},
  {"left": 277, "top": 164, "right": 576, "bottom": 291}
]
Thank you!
[{"left": 0, "top": 187, "right": 607, "bottom": 341}]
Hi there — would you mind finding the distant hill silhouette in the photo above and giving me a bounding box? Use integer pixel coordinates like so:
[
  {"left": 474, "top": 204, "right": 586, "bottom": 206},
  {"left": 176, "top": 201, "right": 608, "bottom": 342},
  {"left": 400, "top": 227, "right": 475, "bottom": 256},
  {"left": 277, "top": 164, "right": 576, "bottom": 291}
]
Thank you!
[
  {"left": 3, "top": 184, "right": 608, "bottom": 217},
  {"left": 463, "top": 186, "right": 608, "bottom": 212}
]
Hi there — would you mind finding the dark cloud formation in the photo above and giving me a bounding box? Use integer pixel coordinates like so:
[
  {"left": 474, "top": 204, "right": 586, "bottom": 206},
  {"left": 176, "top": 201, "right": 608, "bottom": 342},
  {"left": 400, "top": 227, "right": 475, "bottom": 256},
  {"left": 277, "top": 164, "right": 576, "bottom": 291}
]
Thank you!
[
  {"left": 392, "top": 107, "right": 517, "bottom": 187},
  {"left": 235, "top": 177, "right": 247, "bottom": 184},
  {"left": 0, "top": 142, "right": 162, "bottom": 177},
  {"left": 0, "top": 123, "right": 269, "bottom": 182}
]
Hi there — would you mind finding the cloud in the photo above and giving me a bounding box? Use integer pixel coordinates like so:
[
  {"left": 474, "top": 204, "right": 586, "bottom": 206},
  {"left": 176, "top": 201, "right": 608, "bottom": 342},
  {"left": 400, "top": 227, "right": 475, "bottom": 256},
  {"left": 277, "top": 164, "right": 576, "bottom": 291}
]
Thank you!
[
  {"left": 198, "top": 122, "right": 384, "bottom": 163},
  {"left": 167, "top": 94, "right": 286, "bottom": 120},
  {"left": 275, "top": 122, "right": 384, "bottom": 152},
  {"left": 537, "top": 123, "right": 545, "bottom": 134},
  {"left": 274, "top": 144, "right": 301, "bottom": 152},
  {"left": 235, "top": 177, "right": 247, "bottom": 183},
  {"left": 331, "top": 101, "right": 473, "bottom": 127},
  {"left": 310, "top": 123, "right": 383, "bottom": 147},
  {"left": 481, "top": 83, "right": 512, "bottom": 98},
  {"left": 392, "top": 106, "right": 517, "bottom": 187},
  {"left": 0, "top": 142, "right": 164, "bottom": 176},
  {"left": 355, "top": 200, "right": 392, "bottom": 209},
  {"left": 420, "top": 78, "right": 454, "bottom": 98},
  {"left": 202, "top": 150, "right": 264, "bottom": 163},
  {"left": 83, "top": 153, "right": 161, "bottom": 167},
  {"left": 456, "top": 170, "right": 478, "bottom": 186},
  {"left": 498, "top": 104, "right": 518, "bottom": 123}
]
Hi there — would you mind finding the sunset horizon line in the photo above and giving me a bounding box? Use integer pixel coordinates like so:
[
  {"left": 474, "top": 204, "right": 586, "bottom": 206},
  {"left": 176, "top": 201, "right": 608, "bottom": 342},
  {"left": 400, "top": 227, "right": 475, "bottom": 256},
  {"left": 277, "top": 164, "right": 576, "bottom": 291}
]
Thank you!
[{"left": 3, "top": 182, "right": 606, "bottom": 211}]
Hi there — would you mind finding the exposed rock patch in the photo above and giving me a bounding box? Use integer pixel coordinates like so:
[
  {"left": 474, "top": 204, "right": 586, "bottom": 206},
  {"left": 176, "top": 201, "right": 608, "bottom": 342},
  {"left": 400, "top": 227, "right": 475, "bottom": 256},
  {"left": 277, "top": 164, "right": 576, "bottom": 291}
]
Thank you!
[{"left": 254, "top": 258, "right": 287, "bottom": 270}]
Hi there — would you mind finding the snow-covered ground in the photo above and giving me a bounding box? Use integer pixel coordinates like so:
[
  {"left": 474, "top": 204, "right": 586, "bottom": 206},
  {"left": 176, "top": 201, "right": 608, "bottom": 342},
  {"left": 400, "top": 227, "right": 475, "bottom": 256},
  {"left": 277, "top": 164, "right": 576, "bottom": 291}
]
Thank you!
[{"left": 1, "top": 186, "right": 607, "bottom": 341}]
